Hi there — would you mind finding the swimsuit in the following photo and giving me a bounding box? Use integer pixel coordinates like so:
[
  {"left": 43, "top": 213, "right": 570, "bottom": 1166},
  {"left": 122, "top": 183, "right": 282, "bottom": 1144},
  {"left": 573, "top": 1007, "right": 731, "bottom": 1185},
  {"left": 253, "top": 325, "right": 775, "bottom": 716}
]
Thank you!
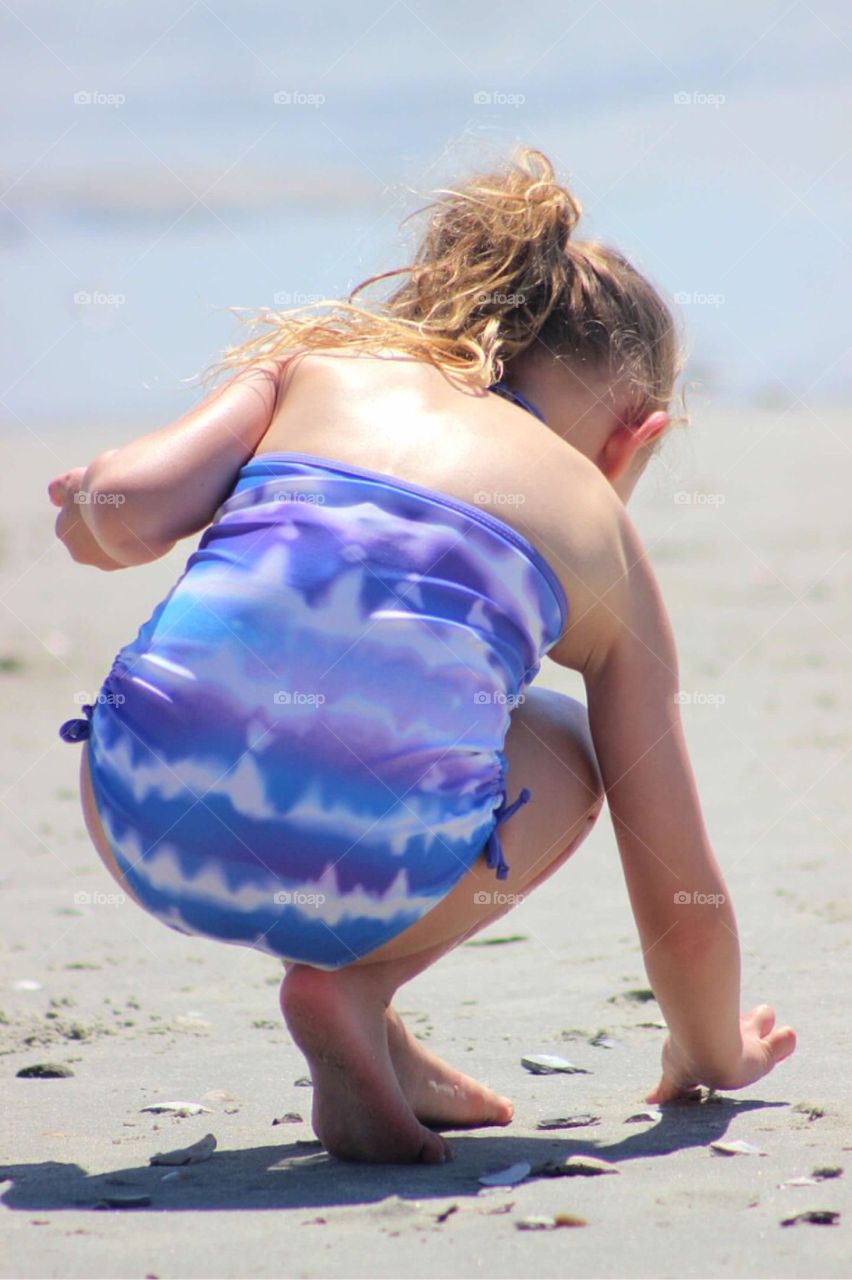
[{"left": 59, "top": 381, "right": 568, "bottom": 969}]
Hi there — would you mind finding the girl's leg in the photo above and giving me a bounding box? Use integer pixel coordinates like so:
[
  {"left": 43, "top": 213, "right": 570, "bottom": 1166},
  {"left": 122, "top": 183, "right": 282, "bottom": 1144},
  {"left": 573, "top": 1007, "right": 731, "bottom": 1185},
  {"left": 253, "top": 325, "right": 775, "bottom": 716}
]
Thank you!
[{"left": 281, "top": 688, "right": 604, "bottom": 1163}]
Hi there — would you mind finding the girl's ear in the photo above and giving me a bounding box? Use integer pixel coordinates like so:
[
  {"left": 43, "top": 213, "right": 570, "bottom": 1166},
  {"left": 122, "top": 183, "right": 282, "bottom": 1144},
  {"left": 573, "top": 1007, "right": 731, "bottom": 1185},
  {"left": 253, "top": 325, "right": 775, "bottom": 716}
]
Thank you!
[{"left": 635, "top": 410, "right": 669, "bottom": 448}]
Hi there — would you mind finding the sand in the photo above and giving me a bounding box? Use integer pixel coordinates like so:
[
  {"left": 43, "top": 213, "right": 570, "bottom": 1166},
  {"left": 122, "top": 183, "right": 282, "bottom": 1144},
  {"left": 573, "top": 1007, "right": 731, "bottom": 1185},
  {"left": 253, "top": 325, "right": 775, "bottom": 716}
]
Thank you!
[{"left": 1, "top": 404, "right": 850, "bottom": 1279}]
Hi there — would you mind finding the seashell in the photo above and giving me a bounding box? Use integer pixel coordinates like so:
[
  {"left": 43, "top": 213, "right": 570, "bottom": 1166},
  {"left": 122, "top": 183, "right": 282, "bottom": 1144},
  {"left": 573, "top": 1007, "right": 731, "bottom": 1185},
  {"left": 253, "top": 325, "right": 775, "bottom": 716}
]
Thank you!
[
  {"left": 780, "top": 1210, "right": 840, "bottom": 1227},
  {"left": 272, "top": 1112, "right": 303, "bottom": 1126},
  {"left": 779, "top": 1177, "right": 819, "bottom": 1188},
  {"left": 149, "top": 1132, "right": 217, "bottom": 1166},
  {"left": 589, "top": 1032, "right": 618, "bottom": 1049},
  {"left": 140, "top": 1102, "right": 213, "bottom": 1116},
  {"left": 94, "top": 1194, "right": 151, "bottom": 1209},
  {"left": 537, "top": 1113, "right": 601, "bottom": 1130},
  {"left": 625, "top": 1109, "right": 662, "bottom": 1123},
  {"left": 478, "top": 1161, "right": 531, "bottom": 1187},
  {"left": 710, "top": 1139, "right": 767, "bottom": 1157},
  {"left": 537, "top": 1155, "right": 619, "bottom": 1177},
  {"left": 16, "top": 1062, "right": 73, "bottom": 1078},
  {"left": 521, "top": 1054, "right": 590, "bottom": 1075},
  {"left": 812, "top": 1166, "right": 843, "bottom": 1180}
]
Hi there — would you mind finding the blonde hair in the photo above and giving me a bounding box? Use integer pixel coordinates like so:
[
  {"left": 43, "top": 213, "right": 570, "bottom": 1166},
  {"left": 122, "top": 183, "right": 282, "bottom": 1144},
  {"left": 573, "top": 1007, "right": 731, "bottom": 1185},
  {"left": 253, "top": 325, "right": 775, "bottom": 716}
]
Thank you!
[{"left": 201, "top": 147, "right": 685, "bottom": 424}]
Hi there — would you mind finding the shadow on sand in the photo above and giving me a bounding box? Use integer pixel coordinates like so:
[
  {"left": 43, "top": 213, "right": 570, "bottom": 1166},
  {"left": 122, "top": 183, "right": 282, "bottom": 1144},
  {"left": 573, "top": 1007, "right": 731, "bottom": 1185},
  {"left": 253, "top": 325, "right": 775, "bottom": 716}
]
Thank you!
[{"left": 1, "top": 1097, "right": 787, "bottom": 1213}]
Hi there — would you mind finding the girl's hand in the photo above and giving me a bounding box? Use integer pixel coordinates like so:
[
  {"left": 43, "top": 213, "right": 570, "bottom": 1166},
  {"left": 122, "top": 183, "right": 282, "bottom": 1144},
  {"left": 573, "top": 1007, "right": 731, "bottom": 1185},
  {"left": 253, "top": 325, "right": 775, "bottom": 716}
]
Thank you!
[
  {"left": 646, "top": 1004, "right": 797, "bottom": 1103},
  {"left": 48, "top": 466, "right": 125, "bottom": 570}
]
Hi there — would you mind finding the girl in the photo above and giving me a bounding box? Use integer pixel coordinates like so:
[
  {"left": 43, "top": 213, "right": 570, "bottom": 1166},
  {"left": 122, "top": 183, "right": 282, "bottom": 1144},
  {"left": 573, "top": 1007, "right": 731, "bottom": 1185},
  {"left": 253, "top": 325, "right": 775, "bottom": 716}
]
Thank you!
[{"left": 50, "top": 148, "right": 796, "bottom": 1165}]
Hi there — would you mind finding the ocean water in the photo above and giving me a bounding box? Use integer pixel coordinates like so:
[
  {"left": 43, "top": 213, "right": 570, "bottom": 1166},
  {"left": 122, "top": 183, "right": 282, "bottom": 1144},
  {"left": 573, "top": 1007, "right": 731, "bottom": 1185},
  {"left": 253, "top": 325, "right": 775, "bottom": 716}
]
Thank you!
[{"left": 1, "top": 0, "right": 850, "bottom": 424}]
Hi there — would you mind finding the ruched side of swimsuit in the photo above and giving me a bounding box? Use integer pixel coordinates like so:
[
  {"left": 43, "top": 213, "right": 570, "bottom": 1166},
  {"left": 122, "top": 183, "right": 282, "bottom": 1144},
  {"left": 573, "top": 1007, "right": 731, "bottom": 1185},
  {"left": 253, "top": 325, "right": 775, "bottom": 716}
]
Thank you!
[{"left": 60, "top": 400, "right": 568, "bottom": 968}]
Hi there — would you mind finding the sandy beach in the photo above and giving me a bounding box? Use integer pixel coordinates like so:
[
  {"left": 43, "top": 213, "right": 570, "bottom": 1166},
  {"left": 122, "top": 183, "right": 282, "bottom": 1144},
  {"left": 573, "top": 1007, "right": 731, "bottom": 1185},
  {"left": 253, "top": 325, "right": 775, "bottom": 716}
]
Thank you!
[{"left": 2, "top": 402, "right": 850, "bottom": 1279}]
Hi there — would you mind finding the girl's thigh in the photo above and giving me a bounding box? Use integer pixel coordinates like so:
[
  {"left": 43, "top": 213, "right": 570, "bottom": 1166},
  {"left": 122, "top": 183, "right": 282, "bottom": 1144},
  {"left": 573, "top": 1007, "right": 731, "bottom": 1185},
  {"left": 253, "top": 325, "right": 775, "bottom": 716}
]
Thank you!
[{"left": 353, "top": 685, "right": 605, "bottom": 967}]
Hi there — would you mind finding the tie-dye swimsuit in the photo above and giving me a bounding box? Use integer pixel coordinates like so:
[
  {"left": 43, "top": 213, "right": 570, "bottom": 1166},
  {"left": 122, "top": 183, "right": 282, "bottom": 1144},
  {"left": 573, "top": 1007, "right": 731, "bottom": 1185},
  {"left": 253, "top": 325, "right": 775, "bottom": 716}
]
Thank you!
[{"left": 59, "top": 382, "right": 568, "bottom": 968}]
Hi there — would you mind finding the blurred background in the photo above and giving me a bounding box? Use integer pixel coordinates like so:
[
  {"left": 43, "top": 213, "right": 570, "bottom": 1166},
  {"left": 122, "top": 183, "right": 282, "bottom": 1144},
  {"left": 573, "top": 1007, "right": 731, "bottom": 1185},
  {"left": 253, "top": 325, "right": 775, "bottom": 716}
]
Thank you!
[{"left": 1, "top": 0, "right": 850, "bottom": 425}]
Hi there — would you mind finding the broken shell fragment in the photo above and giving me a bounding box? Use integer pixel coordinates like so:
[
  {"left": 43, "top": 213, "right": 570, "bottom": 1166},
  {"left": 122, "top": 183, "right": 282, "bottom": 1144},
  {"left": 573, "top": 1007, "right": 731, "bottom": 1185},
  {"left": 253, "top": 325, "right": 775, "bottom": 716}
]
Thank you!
[
  {"left": 272, "top": 1112, "right": 304, "bottom": 1126},
  {"left": 140, "top": 1101, "right": 213, "bottom": 1116},
  {"left": 536, "top": 1113, "right": 601, "bottom": 1131},
  {"left": 149, "top": 1132, "right": 217, "bottom": 1166},
  {"left": 710, "top": 1140, "right": 767, "bottom": 1157},
  {"left": 624, "top": 1109, "right": 662, "bottom": 1123},
  {"left": 94, "top": 1194, "right": 151, "bottom": 1209},
  {"left": 478, "top": 1161, "right": 531, "bottom": 1187},
  {"left": 780, "top": 1210, "right": 840, "bottom": 1227},
  {"left": 537, "top": 1155, "right": 620, "bottom": 1178},
  {"left": 521, "top": 1054, "right": 590, "bottom": 1075}
]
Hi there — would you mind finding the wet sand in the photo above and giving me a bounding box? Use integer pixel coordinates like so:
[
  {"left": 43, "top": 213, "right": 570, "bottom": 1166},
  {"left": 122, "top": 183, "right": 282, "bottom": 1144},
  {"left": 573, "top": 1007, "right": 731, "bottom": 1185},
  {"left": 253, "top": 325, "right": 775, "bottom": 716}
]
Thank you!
[{"left": 2, "top": 403, "right": 850, "bottom": 1278}]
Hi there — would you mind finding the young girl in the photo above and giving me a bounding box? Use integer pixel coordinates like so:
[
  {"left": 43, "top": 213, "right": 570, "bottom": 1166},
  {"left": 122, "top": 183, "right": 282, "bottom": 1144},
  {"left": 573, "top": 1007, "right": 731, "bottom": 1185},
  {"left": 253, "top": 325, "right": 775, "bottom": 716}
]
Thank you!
[{"left": 50, "top": 147, "right": 796, "bottom": 1165}]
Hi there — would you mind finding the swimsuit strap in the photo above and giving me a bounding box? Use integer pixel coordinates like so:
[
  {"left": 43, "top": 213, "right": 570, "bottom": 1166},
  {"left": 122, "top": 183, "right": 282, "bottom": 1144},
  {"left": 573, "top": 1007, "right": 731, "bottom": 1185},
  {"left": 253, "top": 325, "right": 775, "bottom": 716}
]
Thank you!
[{"left": 487, "top": 381, "right": 547, "bottom": 425}]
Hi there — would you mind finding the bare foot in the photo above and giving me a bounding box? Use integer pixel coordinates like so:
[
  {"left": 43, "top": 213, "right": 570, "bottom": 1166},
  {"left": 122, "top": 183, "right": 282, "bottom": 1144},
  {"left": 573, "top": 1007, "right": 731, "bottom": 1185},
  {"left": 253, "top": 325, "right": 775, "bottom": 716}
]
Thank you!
[
  {"left": 385, "top": 1006, "right": 514, "bottom": 1130},
  {"left": 279, "top": 965, "right": 452, "bottom": 1165}
]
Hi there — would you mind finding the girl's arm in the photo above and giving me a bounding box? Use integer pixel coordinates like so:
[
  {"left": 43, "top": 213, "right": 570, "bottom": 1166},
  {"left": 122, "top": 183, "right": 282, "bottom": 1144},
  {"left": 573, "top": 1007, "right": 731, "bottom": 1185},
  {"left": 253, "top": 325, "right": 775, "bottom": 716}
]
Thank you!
[
  {"left": 565, "top": 505, "right": 796, "bottom": 1097},
  {"left": 57, "top": 355, "right": 295, "bottom": 567}
]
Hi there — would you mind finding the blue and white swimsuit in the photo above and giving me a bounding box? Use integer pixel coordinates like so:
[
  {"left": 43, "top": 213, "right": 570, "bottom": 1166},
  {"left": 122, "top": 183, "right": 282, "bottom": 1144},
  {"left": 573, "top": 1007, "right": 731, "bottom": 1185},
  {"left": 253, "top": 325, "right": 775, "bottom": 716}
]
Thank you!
[{"left": 60, "top": 385, "right": 568, "bottom": 968}]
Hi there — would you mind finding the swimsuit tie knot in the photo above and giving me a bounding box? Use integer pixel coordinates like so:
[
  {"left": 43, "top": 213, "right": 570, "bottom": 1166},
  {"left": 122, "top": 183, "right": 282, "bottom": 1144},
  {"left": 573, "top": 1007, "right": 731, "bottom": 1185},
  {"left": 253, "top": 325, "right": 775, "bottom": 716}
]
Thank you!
[{"left": 484, "top": 786, "right": 532, "bottom": 880}]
